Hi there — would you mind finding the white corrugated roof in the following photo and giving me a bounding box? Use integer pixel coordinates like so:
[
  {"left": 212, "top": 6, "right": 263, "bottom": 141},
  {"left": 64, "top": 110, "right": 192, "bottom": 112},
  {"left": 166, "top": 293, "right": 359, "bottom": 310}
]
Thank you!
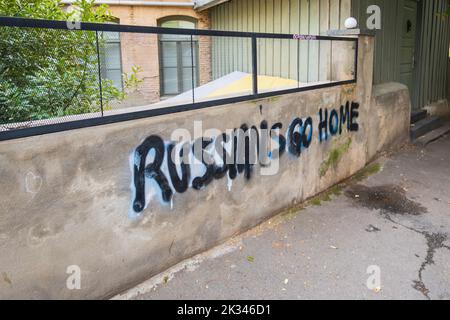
[{"left": 194, "top": 0, "right": 230, "bottom": 11}]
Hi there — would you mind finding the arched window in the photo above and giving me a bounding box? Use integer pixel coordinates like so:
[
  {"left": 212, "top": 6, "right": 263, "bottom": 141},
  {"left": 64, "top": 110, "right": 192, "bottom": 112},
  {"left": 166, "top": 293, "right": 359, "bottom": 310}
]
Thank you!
[{"left": 158, "top": 17, "right": 199, "bottom": 96}]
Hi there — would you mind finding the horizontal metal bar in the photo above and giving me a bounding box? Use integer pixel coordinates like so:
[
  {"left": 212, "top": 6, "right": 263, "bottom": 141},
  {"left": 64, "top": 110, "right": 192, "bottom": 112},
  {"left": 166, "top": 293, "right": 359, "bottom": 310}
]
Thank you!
[
  {"left": 0, "top": 79, "right": 356, "bottom": 142},
  {"left": 61, "top": 0, "right": 195, "bottom": 6},
  {"left": 0, "top": 17, "right": 358, "bottom": 42}
]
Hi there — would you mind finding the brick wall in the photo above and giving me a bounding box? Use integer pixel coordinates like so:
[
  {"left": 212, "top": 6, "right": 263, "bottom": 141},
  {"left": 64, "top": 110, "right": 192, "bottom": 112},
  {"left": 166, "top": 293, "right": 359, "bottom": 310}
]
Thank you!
[{"left": 107, "top": 4, "right": 211, "bottom": 106}]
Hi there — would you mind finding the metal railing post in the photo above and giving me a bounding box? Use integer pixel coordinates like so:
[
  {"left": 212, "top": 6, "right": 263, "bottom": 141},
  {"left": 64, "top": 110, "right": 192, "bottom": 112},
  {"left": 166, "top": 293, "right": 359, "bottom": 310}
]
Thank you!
[
  {"left": 190, "top": 35, "right": 195, "bottom": 104},
  {"left": 297, "top": 39, "right": 300, "bottom": 87},
  {"left": 95, "top": 31, "right": 104, "bottom": 116},
  {"left": 330, "top": 40, "right": 333, "bottom": 82},
  {"left": 252, "top": 36, "right": 258, "bottom": 96},
  {"left": 354, "top": 38, "right": 359, "bottom": 82}
]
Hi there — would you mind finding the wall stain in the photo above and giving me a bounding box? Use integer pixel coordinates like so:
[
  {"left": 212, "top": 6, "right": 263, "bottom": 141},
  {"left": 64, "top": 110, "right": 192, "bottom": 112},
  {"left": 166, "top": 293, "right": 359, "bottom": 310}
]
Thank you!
[
  {"left": 2, "top": 272, "right": 12, "bottom": 286},
  {"left": 341, "top": 84, "right": 355, "bottom": 101},
  {"left": 319, "top": 138, "right": 352, "bottom": 177}
]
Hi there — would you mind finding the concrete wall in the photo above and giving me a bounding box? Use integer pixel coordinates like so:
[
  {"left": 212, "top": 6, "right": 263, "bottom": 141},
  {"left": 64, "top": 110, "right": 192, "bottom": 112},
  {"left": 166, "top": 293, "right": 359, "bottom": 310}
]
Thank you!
[
  {"left": 366, "top": 82, "right": 411, "bottom": 158},
  {"left": 0, "top": 35, "right": 410, "bottom": 299},
  {"left": 105, "top": 3, "right": 211, "bottom": 105}
]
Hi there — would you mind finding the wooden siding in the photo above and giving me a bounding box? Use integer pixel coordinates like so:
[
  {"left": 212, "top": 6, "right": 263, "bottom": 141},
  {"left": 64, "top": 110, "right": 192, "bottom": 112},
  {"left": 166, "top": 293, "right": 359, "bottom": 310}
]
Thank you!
[
  {"left": 352, "top": 0, "right": 403, "bottom": 86},
  {"left": 415, "top": 0, "right": 450, "bottom": 108},
  {"left": 210, "top": 0, "right": 352, "bottom": 81},
  {"left": 353, "top": 0, "right": 449, "bottom": 109}
]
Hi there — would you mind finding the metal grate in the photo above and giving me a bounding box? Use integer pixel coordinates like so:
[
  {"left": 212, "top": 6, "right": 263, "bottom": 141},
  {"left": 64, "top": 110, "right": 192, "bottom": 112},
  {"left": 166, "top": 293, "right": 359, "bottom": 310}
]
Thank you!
[{"left": 0, "top": 17, "right": 358, "bottom": 141}]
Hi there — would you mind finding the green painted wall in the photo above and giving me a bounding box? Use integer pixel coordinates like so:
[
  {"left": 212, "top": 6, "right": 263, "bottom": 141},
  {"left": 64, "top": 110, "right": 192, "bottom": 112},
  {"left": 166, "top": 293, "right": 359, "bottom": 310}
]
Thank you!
[
  {"left": 352, "top": 0, "right": 403, "bottom": 86},
  {"left": 353, "top": 0, "right": 449, "bottom": 109},
  {"left": 414, "top": 0, "right": 450, "bottom": 108},
  {"left": 210, "top": 0, "right": 449, "bottom": 109},
  {"left": 210, "top": 0, "right": 352, "bottom": 82}
]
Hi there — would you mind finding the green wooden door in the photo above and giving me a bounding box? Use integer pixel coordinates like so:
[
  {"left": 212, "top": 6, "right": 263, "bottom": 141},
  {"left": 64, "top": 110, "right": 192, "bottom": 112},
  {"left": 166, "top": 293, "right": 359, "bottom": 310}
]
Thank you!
[
  {"left": 399, "top": 0, "right": 418, "bottom": 108},
  {"left": 352, "top": 0, "right": 421, "bottom": 110}
]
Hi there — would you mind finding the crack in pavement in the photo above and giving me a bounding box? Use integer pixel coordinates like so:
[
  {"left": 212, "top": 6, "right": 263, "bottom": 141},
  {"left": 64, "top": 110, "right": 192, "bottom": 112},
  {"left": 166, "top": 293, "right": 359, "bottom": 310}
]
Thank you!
[
  {"left": 412, "top": 232, "right": 450, "bottom": 299},
  {"left": 345, "top": 184, "right": 450, "bottom": 300},
  {"left": 381, "top": 212, "right": 449, "bottom": 300}
]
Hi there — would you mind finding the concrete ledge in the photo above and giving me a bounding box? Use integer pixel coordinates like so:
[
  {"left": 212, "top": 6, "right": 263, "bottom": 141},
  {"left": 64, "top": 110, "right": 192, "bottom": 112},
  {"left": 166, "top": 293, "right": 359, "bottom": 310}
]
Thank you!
[
  {"left": 326, "top": 28, "right": 376, "bottom": 37},
  {"left": 366, "top": 82, "right": 411, "bottom": 160},
  {"left": 373, "top": 82, "right": 409, "bottom": 97}
]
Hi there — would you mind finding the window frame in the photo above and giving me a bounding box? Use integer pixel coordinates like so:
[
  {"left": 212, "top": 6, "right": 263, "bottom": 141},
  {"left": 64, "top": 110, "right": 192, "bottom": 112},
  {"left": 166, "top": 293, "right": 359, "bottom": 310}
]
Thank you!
[
  {"left": 158, "top": 16, "right": 200, "bottom": 97},
  {"left": 99, "top": 17, "right": 124, "bottom": 92}
]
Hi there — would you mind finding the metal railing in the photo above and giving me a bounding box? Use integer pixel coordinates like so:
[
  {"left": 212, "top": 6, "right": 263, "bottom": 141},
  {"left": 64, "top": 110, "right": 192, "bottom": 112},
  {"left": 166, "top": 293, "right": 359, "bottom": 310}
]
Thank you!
[{"left": 0, "top": 17, "right": 358, "bottom": 141}]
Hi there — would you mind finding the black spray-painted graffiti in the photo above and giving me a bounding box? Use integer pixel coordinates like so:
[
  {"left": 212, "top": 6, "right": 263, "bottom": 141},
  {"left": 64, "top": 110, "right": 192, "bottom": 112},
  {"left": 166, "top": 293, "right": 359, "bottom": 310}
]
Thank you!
[{"left": 131, "top": 101, "right": 359, "bottom": 217}]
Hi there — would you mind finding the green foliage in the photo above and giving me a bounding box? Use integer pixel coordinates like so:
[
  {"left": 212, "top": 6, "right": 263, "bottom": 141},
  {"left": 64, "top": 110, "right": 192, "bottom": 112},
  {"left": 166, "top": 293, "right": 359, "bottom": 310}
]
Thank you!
[
  {"left": 123, "top": 65, "right": 144, "bottom": 94},
  {"left": 349, "top": 162, "right": 382, "bottom": 183},
  {"left": 308, "top": 186, "right": 342, "bottom": 207},
  {"left": 0, "top": 0, "right": 123, "bottom": 126},
  {"left": 319, "top": 138, "right": 352, "bottom": 178}
]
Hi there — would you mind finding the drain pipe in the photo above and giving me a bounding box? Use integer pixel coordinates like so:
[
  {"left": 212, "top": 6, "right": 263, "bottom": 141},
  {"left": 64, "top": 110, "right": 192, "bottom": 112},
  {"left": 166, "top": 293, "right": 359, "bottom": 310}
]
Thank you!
[{"left": 61, "top": 1, "right": 195, "bottom": 7}]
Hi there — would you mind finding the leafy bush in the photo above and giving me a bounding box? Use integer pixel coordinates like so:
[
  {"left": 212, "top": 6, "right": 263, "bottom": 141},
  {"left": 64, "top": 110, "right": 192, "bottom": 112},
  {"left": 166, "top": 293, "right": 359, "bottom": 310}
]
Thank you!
[{"left": 0, "top": 0, "right": 124, "bottom": 125}]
